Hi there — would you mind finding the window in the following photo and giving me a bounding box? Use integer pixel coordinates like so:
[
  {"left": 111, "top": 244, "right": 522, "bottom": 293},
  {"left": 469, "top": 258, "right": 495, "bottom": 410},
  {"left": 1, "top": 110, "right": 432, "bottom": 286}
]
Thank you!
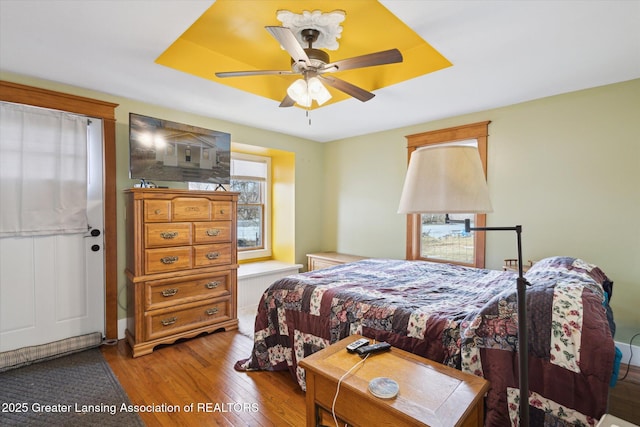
[
  {"left": 404, "top": 121, "right": 490, "bottom": 268},
  {"left": 420, "top": 213, "right": 476, "bottom": 264},
  {"left": 231, "top": 153, "right": 271, "bottom": 260},
  {"left": 190, "top": 152, "right": 272, "bottom": 261}
]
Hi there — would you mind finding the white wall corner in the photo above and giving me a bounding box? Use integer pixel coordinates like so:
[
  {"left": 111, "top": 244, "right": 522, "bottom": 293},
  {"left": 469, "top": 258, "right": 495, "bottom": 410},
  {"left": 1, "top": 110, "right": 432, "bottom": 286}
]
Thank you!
[
  {"left": 615, "top": 341, "right": 640, "bottom": 367},
  {"left": 118, "top": 318, "right": 127, "bottom": 341}
]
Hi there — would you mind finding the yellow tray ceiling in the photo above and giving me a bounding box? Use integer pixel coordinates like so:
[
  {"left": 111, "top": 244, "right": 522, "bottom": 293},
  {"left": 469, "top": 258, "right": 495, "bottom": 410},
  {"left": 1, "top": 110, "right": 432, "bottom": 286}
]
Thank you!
[{"left": 156, "top": 0, "right": 452, "bottom": 108}]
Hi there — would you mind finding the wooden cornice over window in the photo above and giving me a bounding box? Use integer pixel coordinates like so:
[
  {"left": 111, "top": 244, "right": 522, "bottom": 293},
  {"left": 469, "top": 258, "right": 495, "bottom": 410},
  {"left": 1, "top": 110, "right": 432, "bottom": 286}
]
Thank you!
[
  {"left": 404, "top": 121, "right": 490, "bottom": 268},
  {"left": 0, "top": 80, "right": 120, "bottom": 340},
  {"left": 0, "top": 81, "right": 116, "bottom": 120}
]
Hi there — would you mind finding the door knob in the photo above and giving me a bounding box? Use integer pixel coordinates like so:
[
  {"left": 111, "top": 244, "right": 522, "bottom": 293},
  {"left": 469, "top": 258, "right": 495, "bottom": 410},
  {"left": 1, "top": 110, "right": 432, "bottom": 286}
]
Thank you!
[{"left": 84, "top": 228, "right": 101, "bottom": 238}]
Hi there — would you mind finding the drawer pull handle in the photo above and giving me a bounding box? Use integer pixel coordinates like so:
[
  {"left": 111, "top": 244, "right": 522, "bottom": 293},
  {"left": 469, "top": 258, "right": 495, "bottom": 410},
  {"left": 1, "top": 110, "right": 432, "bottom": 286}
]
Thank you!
[
  {"left": 206, "top": 281, "right": 220, "bottom": 289},
  {"left": 154, "top": 209, "right": 162, "bottom": 215},
  {"left": 219, "top": 209, "right": 225, "bottom": 215},
  {"left": 161, "top": 316, "right": 177, "bottom": 326},
  {"left": 160, "top": 231, "right": 178, "bottom": 239},
  {"left": 206, "top": 228, "right": 221, "bottom": 236},
  {"left": 161, "top": 288, "right": 178, "bottom": 297},
  {"left": 206, "top": 307, "right": 219, "bottom": 316},
  {"left": 206, "top": 252, "right": 220, "bottom": 260},
  {"left": 160, "top": 256, "right": 179, "bottom": 264}
]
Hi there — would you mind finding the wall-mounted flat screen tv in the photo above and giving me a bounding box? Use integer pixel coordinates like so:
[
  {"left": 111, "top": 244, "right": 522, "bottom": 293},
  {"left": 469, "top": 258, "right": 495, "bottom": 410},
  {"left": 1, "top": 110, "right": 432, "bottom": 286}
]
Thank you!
[{"left": 129, "top": 113, "right": 231, "bottom": 185}]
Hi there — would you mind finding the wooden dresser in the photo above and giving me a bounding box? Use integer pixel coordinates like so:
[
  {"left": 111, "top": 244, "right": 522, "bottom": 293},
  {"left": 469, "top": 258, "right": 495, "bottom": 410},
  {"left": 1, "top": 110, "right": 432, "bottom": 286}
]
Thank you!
[{"left": 124, "top": 188, "right": 239, "bottom": 357}]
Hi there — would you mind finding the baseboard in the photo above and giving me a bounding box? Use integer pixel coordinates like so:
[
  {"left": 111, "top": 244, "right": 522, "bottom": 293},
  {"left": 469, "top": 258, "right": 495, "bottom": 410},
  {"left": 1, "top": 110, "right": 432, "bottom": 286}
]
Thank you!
[
  {"left": 616, "top": 340, "right": 640, "bottom": 367},
  {"left": 239, "top": 305, "right": 258, "bottom": 317},
  {"left": 118, "top": 318, "right": 127, "bottom": 341}
]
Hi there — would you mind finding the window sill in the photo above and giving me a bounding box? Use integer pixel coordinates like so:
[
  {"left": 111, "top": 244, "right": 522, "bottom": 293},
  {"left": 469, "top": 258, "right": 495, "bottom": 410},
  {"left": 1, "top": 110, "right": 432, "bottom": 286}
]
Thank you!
[
  {"left": 238, "top": 248, "right": 272, "bottom": 262},
  {"left": 237, "top": 260, "right": 303, "bottom": 279}
]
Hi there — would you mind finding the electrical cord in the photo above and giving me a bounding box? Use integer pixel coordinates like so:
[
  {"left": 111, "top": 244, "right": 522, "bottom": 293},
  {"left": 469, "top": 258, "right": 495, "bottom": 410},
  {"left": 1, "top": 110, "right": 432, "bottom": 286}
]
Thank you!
[
  {"left": 617, "top": 332, "right": 640, "bottom": 381},
  {"left": 117, "top": 282, "right": 127, "bottom": 311},
  {"left": 331, "top": 353, "right": 370, "bottom": 427}
]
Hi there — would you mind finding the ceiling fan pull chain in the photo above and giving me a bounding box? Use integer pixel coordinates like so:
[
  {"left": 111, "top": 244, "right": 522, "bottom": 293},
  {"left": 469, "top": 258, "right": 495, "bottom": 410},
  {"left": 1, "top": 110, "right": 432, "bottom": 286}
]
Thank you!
[{"left": 307, "top": 109, "right": 311, "bottom": 126}]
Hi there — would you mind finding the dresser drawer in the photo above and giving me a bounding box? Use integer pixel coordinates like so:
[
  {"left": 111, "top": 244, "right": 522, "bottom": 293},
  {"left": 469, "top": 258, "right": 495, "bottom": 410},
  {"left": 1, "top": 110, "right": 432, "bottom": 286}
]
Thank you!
[
  {"left": 193, "top": 221, "right": 231, "bottom": 244},
  {"left": 309, "top": 258, "right": 340, "bottom": 271},
  {"left": 145, "top": 246, "right": 192, "bottom": 274},
  {"left": 144, "top": 200, "right": 171, "bottom": 222},
  {"left": 307, "top": 252, "right": 368, "bottom": 271},
  {"left": 212, "top": 201, "right": 233, "bottom": 220},
  {"left": 193, "top": 243, "right": 232, "bottom": 267},
  {"left": 145, "top": 223, "right": 192, "bottom": 248},
  {"left": 145, "top": 272, "right": 231, "bottom": 310},
  {"left": 145, "top": 298, "right": 231, "bottom": 340},
  {"left": 172, "top": 197, "right": 211, "bottom": 221}
]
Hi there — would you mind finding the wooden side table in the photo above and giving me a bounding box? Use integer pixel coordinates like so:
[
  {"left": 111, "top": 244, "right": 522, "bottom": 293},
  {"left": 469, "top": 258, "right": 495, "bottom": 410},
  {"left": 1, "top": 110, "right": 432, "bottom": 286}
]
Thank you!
[
  {"left": 299, "top": 335, "right": 489, "bottom": 427},
  {"left": 502, "top": 258, "right": 534, "bottom": 273},
  {"left": 306, "top": 252, "right": 367, "bottom": 271}
]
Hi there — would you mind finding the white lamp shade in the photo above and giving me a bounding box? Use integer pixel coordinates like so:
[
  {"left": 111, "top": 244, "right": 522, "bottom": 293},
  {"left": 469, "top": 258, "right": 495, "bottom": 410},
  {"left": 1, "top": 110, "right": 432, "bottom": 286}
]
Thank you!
[{"left": 397, "top": 144, "right": 493, "bottom": 214}]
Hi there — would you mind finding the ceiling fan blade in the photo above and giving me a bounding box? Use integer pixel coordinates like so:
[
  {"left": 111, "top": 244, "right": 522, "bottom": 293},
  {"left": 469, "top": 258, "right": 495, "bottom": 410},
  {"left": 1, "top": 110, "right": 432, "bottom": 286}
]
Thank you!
[
  {"left": 321, "top": 48, "right": 403, "bottom": 73},
  {"left": 265, "top": 26, "right": 311, "bottom": 67},
  {"left": 318, "top": 75, "right": 375, "bottom": 102},
  {"left": 279, "top": 94, "right": 295, "bottom": 108},
  {"left": 215, "top": 70, "right": 294, "bottom": 78}
]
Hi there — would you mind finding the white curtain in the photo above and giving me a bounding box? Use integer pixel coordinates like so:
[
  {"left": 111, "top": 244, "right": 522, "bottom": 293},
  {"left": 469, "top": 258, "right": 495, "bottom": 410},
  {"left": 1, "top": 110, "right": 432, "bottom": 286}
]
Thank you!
[{"left": 0, "top": 102, "right": 89, "bottom": 237}]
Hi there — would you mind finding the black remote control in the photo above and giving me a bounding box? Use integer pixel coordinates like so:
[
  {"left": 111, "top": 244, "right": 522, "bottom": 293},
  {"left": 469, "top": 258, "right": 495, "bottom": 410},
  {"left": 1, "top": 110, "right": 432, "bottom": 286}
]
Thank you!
[
  {"left": 355, "top": 342, "right": 391, "bottom": 357},
  {"left": 346, "top": 338, "right": 370, "bottom": 353}
]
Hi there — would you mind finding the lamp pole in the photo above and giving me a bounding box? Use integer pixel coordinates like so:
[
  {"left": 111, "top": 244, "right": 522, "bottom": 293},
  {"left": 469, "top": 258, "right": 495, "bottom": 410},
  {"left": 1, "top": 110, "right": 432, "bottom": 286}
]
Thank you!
[{"left": 463, "top": 219, "right": 530, "bottom": 427}]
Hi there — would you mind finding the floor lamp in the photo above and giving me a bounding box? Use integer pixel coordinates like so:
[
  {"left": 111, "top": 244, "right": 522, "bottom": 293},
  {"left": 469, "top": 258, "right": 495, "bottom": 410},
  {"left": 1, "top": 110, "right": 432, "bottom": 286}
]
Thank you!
[{"left": 398, "top": 144, "right": 530, "bottom": 427}]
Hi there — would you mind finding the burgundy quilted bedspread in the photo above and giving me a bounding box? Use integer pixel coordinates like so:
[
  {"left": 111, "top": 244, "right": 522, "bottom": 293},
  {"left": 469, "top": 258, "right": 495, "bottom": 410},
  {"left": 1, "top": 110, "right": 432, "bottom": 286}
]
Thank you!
[{"left": 235, "top": 256, "right": 615, "bottom": 426}]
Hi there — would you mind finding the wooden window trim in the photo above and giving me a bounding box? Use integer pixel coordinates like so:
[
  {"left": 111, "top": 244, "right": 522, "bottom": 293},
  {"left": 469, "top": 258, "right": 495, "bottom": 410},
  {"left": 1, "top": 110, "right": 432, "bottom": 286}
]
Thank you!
[
  {"left": 404, "top": 121, "right": 490, "bottom": 268},
  {"left": 0, "top": 80, "right": 120, "bottom": 340}
]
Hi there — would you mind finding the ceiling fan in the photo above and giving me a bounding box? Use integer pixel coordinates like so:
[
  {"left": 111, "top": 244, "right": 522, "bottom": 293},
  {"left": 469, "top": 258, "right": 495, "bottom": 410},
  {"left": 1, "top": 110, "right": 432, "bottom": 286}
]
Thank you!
[{"left": 215, "top": 26, "right": 403, "bottom": 108}]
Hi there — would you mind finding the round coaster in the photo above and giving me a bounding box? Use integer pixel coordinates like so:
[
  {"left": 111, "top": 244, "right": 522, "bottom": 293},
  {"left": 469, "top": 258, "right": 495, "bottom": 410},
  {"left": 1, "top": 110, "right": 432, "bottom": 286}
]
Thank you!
[{"left": 368, "top": 377, "right": 399, "bottom": 399}]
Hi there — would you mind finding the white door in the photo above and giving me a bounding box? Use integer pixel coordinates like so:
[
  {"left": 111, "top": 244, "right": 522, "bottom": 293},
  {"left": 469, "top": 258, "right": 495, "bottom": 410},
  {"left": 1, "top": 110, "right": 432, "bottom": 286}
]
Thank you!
[{"left": 0, "top": 118, "right": 105, "bottom": 352}]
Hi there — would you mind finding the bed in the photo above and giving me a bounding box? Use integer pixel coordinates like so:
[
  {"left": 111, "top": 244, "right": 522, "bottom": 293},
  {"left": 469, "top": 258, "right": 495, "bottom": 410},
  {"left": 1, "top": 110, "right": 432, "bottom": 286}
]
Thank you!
[{"left": 235, "top": 256, "right": 616, "bottom": 426}]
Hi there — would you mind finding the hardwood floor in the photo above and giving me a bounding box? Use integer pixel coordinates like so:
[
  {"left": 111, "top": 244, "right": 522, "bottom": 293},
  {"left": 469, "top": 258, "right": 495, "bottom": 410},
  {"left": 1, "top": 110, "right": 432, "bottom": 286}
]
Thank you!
[
  {"left": 609, "top": 363, "right": 640, "bottom": 425},
  {"left": 101, "top": 330, "right": 306, "bottom": 426},
  {"left": 103, "top": 323, "right": 640, "bottom": 426}
]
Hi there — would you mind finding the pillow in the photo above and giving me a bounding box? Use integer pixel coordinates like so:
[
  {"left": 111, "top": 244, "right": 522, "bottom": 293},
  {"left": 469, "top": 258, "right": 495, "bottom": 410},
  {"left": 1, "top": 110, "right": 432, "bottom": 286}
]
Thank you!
[
  {"left": 524, "top": 256, "right": 615, "bottom": 335},
  {"left": 525, "top": 256, "right": 611, "bottom": 289}
]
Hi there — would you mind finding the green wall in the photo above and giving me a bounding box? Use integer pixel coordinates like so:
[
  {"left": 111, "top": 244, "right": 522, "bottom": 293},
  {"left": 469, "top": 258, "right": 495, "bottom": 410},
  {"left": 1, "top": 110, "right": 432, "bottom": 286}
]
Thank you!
[
  {"left": 3, "top": 72, "right": 638, "bottom": 343},
  {"left": 324, "top": 78, "right": 640, "bottom": 343}
]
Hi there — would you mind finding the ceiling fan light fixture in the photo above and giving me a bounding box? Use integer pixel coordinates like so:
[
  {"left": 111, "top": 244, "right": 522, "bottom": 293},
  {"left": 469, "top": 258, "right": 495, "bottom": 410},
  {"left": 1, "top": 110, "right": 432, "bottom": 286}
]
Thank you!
[
  {"left": 287, "top": 77, "right": 332, "bottom": 107},
  {"left": 308, "top": 77, "right": 332, "bottom": 105},
  {"left": 287, "top": 79, "right": 312, "bottom": 107}
]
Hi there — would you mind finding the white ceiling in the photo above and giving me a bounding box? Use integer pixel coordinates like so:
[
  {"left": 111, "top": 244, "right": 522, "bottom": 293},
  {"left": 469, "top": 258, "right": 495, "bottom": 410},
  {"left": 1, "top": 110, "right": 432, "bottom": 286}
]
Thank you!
[{"left": 1, "top": 0, "right": 639, "bottom": 143}]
